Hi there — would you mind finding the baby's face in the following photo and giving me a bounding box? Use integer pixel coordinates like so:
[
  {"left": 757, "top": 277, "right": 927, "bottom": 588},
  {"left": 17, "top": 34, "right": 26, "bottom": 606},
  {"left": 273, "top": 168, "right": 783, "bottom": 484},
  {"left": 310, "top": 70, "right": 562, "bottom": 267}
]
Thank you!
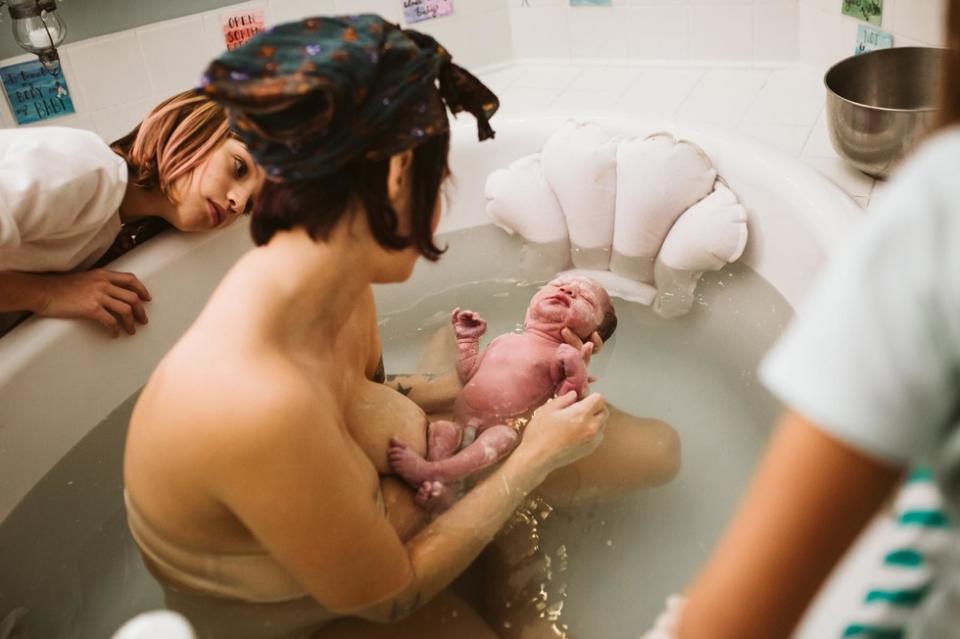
[{"left": 526, "top": 276, "right": 608, "bottom": 338}]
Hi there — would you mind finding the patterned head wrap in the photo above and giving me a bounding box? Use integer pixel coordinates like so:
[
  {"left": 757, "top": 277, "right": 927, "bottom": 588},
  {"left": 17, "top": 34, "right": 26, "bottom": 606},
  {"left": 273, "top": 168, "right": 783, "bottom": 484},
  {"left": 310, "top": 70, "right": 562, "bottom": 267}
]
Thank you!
[{"left": 199, "top": 14, "right": 499, "bottom": 182}]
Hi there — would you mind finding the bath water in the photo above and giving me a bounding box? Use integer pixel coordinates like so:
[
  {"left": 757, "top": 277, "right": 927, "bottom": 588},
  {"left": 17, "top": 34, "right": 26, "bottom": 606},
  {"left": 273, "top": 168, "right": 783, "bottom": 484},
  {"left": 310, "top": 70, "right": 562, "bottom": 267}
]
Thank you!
[
  {"left": 378, "top": 259, "right": 790, "bottom": 636},
  {"left": 0, "top": 229, "right": 791, "bottom": 638}
]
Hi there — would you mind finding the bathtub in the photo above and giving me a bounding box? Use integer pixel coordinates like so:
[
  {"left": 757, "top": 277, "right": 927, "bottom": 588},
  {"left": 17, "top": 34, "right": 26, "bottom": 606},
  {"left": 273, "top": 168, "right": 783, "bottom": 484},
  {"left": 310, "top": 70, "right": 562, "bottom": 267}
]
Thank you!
[{"left": 0, "top": 114, "right": 867, "bottom": 638}]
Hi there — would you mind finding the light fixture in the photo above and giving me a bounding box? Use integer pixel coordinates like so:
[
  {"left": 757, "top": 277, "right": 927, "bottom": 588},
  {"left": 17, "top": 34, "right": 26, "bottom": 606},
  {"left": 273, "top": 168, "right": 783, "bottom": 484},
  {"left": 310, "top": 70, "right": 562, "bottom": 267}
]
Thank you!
[{"left": 0, "top": 0, "right": 67, "bottom": 74}]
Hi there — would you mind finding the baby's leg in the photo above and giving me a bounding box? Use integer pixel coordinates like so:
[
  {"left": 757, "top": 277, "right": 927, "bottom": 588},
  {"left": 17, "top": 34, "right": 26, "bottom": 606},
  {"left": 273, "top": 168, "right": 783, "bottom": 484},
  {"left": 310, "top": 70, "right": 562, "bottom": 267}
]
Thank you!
[
  {"left": 389, "top": 425, "right": 520, "bottom": 486},
  {"left": 428, "top": 419, "right": 463, "bottom": 461}
]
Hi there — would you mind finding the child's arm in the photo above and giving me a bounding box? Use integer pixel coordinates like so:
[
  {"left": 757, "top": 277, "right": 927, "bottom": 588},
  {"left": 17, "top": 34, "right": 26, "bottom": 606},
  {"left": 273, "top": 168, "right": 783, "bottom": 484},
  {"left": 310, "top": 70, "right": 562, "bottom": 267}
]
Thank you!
[
  {"left": 677, "top": 410, "right": 903, "bottom": 639},
  {"left": 451, "top": 308, "right": 487, "bottom": 383},
  {"left": 552, "top": 342, "right": 593, "bottom": 399}
]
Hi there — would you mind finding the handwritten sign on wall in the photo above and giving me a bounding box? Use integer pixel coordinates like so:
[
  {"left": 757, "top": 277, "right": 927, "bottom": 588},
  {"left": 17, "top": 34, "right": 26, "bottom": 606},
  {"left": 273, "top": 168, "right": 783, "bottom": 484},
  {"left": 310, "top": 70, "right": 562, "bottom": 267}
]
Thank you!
[
  {"left": 222, "top": 9, "right": 266, "bottom": 51},
  {"left": 1, "top": 59, "right": 74, "bottom": 126},
  {"left": 403, "top": 0, "right": 454, "bottom": 24}
]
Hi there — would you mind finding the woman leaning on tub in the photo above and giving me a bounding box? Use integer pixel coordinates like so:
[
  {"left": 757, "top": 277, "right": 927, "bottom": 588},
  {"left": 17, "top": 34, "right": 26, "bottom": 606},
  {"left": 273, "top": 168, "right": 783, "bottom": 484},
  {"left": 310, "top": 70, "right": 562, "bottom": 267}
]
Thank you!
[{"left": 0, "top": 90, "right": 265, "bottom": 337}]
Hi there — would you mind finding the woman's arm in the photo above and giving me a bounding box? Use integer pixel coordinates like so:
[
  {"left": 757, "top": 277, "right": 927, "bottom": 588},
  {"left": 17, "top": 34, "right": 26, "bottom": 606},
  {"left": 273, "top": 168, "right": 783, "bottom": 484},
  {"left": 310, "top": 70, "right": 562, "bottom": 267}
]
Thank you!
[
  {"left": 385, "top": 371, "right": 463, "bottom": 413},
  {"left": 0, "top": 269, "right": 150, "bottom": 337},
  {"left": 216, "top": 387, "right": 607, "bottom": 622},
  {"left": 677, "top": 411, "right": 903, "bottom": 639}
]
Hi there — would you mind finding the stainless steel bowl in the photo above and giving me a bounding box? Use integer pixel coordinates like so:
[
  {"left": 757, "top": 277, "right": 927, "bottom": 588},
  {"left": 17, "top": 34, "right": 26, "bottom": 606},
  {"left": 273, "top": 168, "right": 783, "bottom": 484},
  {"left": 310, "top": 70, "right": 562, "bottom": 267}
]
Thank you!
[{"left": 825, "top": 46, "right": 945, "bottom": 178}]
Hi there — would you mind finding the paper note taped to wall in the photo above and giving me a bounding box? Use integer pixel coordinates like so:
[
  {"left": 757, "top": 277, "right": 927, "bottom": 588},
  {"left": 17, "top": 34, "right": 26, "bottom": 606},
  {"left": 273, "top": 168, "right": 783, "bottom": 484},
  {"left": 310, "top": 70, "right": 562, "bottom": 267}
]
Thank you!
[
  {"left": 1, "top": 59, "right": 74, "bottom": 126},
  {"left": 403, "top": 0, "right": 454, "bottom": 24},
  {"left": 855, "top": 24, "right": 893, "bottom": 54},
  {"left": 222, "top": 9, "right": 266, "bottom": 51}
]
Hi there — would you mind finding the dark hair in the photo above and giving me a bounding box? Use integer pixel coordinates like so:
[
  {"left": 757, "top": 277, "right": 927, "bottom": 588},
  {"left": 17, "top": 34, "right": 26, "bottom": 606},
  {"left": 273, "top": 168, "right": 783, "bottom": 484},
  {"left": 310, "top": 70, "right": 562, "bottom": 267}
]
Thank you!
[
  {"left": 942, "top": 0, "right": 960, "bottom": 129},
  {"left": 250, "top": 132, "right": 450, "bottom": 260},
  {"left": 597, "top": 306, "right": 617, "bottom": 342}
]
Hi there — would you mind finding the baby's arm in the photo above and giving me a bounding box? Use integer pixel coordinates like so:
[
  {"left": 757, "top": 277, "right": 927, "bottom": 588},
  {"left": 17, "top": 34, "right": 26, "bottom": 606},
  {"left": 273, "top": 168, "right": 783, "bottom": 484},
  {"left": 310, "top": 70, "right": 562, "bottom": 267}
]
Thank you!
[
  {"left": 451, "top": 308, "right": 487, "bottom": 383},
  {"left": 552, "top": 342, "right": 593, "bottom": 399}
]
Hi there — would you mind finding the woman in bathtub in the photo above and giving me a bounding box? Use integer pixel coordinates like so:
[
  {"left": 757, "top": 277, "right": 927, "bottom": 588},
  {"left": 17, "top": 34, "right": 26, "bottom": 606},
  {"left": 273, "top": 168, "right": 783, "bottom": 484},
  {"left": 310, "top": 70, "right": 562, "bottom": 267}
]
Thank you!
[
  {"left": 123, "top": 16, "right": 611, "bottom": 639},
  {"left": 0, "top": 89, "right": 265, "bottom": 336}
]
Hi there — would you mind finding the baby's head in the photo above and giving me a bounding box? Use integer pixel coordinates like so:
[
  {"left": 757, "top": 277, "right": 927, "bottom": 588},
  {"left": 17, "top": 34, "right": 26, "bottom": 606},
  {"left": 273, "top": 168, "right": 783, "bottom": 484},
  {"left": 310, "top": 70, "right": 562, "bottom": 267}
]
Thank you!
[{"left": 525, "top": 276, "right": 617, "bottom": 341}]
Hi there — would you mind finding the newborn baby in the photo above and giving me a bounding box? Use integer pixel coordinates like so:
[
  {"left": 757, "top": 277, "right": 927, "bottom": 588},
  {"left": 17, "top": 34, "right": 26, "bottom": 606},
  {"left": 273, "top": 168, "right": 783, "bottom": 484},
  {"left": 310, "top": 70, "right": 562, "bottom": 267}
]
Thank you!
[{"left": 389, "top": 275, "right": 617, "bottom": 510}]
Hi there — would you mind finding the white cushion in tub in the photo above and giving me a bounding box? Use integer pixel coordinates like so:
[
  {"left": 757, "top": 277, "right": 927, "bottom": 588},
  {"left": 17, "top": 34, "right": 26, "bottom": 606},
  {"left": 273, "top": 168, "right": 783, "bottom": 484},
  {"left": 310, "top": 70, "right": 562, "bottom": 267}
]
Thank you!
[
  {"left": 658, "top": 183, "right": 748, "bottom": 272},
  {"left": 541, "top": 121, "right": 618, "bottom": 270},
  {"left": 611, "top": 134, "right": 717, "bottom": 283},
  {"left": 653, "top": 184, "right": 749, "bottom": 318},
  {"left": 485, "top": 153, "right": 568, "bottom": 245}
]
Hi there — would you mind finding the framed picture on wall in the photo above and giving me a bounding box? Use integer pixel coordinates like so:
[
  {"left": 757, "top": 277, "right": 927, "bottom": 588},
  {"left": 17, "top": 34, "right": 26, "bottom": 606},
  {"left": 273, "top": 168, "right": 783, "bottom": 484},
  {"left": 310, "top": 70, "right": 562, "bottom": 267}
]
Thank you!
[{"left": 841, "top": 0, "right": 883, "bottom": 26}]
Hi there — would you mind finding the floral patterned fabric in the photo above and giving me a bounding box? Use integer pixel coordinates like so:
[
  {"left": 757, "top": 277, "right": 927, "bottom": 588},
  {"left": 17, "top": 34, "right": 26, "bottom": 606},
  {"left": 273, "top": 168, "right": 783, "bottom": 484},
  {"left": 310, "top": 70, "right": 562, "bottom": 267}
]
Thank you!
[{"left": 199, "top": 14, "right": 499, "bottom": 182}]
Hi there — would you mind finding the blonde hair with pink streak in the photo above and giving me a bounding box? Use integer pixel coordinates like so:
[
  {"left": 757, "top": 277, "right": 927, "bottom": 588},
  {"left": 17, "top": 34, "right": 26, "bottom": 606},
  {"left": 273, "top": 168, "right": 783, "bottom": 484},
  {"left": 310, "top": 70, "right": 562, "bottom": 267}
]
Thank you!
[{"left": 111, "top": 89, "right": 232, "bottom": 202}]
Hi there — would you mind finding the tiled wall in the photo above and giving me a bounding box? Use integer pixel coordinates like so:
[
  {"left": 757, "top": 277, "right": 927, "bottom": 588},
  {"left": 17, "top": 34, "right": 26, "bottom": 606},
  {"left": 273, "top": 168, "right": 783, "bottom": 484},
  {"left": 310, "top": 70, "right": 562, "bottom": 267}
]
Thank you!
[
  {"left": 799, "top": 0, "right": 948, "bottom": 71},
  {"left": 508, "top": 0, "right": 799, "bottom": 65},
  {"left": 0, "top": 0, "right": 512, "bottom": 139}
]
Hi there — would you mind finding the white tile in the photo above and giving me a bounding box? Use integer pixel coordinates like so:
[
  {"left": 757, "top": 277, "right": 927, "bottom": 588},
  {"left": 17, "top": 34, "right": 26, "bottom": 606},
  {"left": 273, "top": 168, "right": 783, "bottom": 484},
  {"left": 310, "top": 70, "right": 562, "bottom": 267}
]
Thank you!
[
  {"left": 509, "top": 6, "right": 571, "bottom": 60},
  {"left": 551, "top": 89, "right": 625, "bottom": 112},
  {"left": 89, "top": 96, "right": 157, "bottom": 144},
  {"left": 801, "top": 108, "right": 840, "bottom": 158},
  {"left": 804, "top": 155, "right": 875, "bottom": 197},
  {"left": 568, "top": 8, "right": 630, "bottom": 59},
  {"left": 510, "top": 0, "right": 564, "bottom": 6},
  {"left": 689, "top": 5, "right": 753, "bottom": 62},
  {"left": 66, "top": 32, "right": 152, "bottom": 113},
  {"left": 798, "top": 5, "right": 856, "bottom": 72},
  {"left": 412, "top": 8, "right": 513, "bottom": 69},
  {"left": 623, "top": 6, "right": 689, "bottom": 61},
  {"left": 616, "top": 67, "right": 703, "bottom": 116},
  {"left": 754, "top": 4, "right": 798, "bottom": 63},
  {"left": 511, "top": 63, "right": 583, "bottom": 90},
  {"left": 496, "top": 87, "right": 562, "bottom": 112},
  {"left": 568, "top": 66, "right": 644, "bottom": 92},
  {"left": 454, "top": 0, "right": 509, "bottom": 14},
  {"left": 137, "top": 17, "right": 210, "bottom": 97},
  {"left": 334, "top": 0, "right": 401, "bottom": 23},
  {"left": 743, "top": 66, "right": 823, "bottom": 126},
  {"left": 677, "top": 68, "right": 769, "bottom": 127},
  {"left": 0, "top": 94, "right": 12, "bottom": 127},
  {"left": 268, "top": 0, "right": 337, "bottom": 23},
  {"left": 20, "top": 113, "right": 98, "bottom": 135},
  {"left": 735, "top": 122, "right": 812, "bottom": 156},
  {"left": 894, "top": 0, "right": 948, "bottom": 45},
  {"left": 478, "top": 65, "right": 524, "bottom": 92}
]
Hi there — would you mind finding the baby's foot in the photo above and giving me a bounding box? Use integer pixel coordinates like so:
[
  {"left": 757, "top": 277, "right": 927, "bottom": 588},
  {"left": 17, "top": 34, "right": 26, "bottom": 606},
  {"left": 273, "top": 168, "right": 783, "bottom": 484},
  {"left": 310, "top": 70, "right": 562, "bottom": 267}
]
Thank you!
[
  {"left": 416, "top": 481, "right": 456, "bottom": 513},
  {"left": 388, "top": 438, "right": 435, "bottom": 486}
]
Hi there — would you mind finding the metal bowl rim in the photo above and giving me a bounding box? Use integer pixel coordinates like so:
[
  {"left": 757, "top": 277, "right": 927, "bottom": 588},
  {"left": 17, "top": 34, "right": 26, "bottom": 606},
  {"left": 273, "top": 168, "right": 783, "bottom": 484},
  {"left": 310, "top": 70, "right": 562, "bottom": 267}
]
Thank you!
[{"left": 823, "top": 46, "right": 947, "bottom": 114}]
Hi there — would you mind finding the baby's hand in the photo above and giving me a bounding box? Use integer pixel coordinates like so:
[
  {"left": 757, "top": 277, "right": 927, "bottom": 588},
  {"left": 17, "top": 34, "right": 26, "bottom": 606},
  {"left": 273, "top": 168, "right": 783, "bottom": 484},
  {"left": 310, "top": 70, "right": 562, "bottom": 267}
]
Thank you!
[{"left": 451, "top": 307, "right": 487, "bottom": 340}]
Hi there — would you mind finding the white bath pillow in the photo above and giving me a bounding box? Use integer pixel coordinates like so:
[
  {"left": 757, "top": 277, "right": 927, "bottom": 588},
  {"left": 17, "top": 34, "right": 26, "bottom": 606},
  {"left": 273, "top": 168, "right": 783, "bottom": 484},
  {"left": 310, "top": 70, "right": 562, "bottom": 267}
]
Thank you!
[
  {"left": 611, "top": 133, "right": 717, "bottom": 284},
  {"left": 653, "top": 183, "right": 749, "bottom": 318},
  {"left": 541, "top": 121, "right": 618, "bottom": 270},
  {"left": 485, "top": 153, "right": 568, "bottom": 245},
  {"left": 658, "top": 183, "right": 748, "bottom": 272}
]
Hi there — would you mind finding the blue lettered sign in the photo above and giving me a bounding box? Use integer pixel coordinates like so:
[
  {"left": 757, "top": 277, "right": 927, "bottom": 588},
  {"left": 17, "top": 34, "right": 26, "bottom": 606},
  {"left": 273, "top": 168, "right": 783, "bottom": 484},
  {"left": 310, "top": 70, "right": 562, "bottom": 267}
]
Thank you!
[{"left": 1, "top": 59, "right": 75, "bottom": 126}]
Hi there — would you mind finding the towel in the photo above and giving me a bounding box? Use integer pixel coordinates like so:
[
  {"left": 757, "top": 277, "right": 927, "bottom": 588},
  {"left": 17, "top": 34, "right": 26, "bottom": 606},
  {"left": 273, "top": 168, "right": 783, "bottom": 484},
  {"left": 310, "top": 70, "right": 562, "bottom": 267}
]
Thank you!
[{"left": 541, "top": 121, "right": 618, "bottom": 270}]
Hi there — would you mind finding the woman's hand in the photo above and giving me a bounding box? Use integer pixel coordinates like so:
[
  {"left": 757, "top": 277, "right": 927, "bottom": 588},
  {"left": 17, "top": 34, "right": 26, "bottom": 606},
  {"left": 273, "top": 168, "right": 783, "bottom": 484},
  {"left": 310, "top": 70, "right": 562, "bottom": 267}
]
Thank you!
[
  {"left": 515, "top": 391, "right": 609, "bottom": 479},
  {"left": 562, "top": 326, "right": 602, "bottom": 364},
  {"left": 34, "top": 269, "right": 151, "bottom": 337}
]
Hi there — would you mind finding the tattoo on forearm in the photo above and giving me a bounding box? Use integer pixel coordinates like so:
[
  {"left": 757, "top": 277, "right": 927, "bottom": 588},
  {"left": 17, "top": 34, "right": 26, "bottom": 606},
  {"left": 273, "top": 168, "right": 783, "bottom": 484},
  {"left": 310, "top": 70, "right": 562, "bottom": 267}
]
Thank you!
[
  {"left": 372, "top": 355, "right": 386, "bottom": 384},
  {"left": 391, "top": 382, "right": 412, "bottom": 397},
  {"left": 389, "top": 591, "right": 422, "bottom": 621}
]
